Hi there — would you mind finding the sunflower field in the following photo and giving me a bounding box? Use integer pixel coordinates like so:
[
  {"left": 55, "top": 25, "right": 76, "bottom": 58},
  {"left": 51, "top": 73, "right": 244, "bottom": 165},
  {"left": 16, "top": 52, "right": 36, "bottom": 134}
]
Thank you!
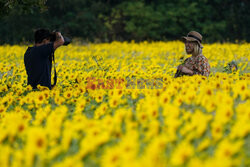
[{"left": 0, "top": 41, "right": 249, "bottom": 167}]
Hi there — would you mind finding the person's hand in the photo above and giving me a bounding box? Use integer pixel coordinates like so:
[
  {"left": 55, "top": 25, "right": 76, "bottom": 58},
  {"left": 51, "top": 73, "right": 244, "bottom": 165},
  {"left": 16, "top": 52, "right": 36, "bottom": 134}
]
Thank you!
[
  {"left": 56, "top": 32, "right": 63, "bottom": 40},
  {"left": 177, "top": 65, "right": 184, "bottom": 71},
  {"left": 184, "top": 63, "right": 192, "bottom": 69},
  {"left": 182, "top": 66, "right": 194, "bottom": 75},
  {"left": 53, "top": 32, "right": 64, "bottom": 50}
]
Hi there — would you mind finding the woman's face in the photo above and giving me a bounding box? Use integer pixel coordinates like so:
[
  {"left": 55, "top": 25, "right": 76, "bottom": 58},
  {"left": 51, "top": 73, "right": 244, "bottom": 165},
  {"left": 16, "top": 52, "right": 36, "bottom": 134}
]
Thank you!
[{"left": 185, "top": 41, "right": 196, "bottom": 54}]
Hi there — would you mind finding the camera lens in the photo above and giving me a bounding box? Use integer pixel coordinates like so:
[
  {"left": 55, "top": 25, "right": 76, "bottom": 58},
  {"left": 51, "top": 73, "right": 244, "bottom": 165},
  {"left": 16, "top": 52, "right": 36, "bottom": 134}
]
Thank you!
[{"left": 63, "top": 36, "right": 71, "bottom": 45}]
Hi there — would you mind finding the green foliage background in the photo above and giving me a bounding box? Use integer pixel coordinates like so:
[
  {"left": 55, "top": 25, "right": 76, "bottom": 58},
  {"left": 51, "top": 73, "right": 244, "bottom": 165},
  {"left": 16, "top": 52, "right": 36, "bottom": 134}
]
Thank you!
[{"left": 0, "top": 0, "right": 249, "bottom": 44}]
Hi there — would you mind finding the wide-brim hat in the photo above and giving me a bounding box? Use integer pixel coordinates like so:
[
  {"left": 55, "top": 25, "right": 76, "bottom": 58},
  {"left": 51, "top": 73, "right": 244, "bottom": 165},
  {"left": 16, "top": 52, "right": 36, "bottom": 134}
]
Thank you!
[{"left": 181, "top": 31, "right": 203, "bottom": 48}]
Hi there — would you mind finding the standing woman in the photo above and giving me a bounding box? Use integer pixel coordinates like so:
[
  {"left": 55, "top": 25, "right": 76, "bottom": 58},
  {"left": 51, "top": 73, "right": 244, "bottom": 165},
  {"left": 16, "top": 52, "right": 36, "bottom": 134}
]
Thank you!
[{"left": 175, "top": 31, "right": 210, "bottom": 77}]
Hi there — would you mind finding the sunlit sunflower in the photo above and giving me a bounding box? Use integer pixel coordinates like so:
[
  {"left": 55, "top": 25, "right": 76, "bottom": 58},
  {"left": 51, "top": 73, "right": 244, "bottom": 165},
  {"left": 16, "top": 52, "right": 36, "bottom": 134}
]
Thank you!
[{"left": 63, "top": 91, "right": 73, "bottom": 99}]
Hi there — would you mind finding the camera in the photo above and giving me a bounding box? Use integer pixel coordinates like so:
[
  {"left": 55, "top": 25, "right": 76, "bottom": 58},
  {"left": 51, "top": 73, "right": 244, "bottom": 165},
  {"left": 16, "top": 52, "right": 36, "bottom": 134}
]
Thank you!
[{"left": 50, "top": 31, "right": 71, "bottom": 46}]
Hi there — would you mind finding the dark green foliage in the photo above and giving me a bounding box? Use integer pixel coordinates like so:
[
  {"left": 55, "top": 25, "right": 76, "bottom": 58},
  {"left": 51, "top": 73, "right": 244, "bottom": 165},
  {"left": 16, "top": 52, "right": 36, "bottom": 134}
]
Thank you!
[
  {"left": 0, "top": 0, "right": 47, "bottom": 16},
  {"left": 0, "top": 0, "right": 249, "bottom": 44}
]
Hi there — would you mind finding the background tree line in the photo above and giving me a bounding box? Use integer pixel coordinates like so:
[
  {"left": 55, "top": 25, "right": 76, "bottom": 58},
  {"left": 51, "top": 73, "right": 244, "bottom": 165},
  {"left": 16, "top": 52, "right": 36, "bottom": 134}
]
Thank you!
[{"left": 0, "top": 0, "right": 249, "bottom": 44}]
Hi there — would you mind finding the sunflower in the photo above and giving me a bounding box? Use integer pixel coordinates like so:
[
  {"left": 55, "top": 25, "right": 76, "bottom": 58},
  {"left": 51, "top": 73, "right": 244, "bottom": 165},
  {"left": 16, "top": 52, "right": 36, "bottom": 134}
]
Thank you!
[
  {"left": 25, "top": 127, "right": 47, "bottom": 155},
  {"left": 37, "top": 84, "right": 49, "bottom": 91},
  {"left": 26, "top": 85, "right": 33, "bottom": 91},
  {"left": 63, "top": 90, "right": 73, "bottom": 99},
  {"left": 34, "top": 93, "right": 45, "bottom": 105},
  {"left": 95, "top": 94, "right": 104, "bottom": 103},
  {"left": 109, "top": 96, "right": 119, "bottom": 108},
  {"left": 75, "top": 98, "right": 86, "bottom": 114},
  {"left": 101, "top": 147, "right": 122, "bottom": 167},
  {"left": 0, "top": 104, "right": 7, "bottom": 114},
  {"left": 171, "top": 141, "right": 194, "bottom": 166}
]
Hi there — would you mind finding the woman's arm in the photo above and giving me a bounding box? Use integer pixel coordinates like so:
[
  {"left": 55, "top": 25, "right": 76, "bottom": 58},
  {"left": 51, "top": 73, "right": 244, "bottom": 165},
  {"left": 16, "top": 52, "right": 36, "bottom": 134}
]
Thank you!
[{"left": 178, "top": 65, "right": 194, "bottom": 75}]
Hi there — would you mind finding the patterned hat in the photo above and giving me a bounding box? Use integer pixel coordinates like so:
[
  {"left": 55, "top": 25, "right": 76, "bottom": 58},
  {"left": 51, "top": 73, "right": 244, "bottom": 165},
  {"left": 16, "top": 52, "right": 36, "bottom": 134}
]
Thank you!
[{"left": 181, "top": 31, "right": 203, "bottom": 48}]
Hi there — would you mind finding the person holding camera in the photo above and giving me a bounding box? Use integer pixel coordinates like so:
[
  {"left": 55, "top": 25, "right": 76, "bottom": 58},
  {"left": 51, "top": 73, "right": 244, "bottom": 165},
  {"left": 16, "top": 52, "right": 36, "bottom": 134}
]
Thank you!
[
  {"left": 175, "top": 31, "right": 210, "bottom": 78},
  {"left": 24, "top": 28, "right": 70, "bottom": 90}
]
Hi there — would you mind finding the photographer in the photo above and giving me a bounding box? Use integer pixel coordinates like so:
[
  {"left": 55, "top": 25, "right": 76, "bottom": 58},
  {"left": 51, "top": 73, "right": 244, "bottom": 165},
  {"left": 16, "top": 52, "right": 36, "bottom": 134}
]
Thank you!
[{"left": 24, "top": 28, "right": 70, "bottom": 90}]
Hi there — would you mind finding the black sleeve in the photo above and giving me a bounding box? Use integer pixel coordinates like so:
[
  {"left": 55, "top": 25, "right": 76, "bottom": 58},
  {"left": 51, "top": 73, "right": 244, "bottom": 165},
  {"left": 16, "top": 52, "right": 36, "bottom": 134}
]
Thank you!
[{"left": 40, "top": 42, "right": 54, "bottom": 58}]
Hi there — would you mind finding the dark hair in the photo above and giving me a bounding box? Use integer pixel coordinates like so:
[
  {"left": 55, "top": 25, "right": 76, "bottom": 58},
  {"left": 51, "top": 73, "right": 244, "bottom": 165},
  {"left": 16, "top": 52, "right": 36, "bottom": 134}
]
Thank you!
[{"left": 34, "top": 28, "right": 51, "bottom": 44}]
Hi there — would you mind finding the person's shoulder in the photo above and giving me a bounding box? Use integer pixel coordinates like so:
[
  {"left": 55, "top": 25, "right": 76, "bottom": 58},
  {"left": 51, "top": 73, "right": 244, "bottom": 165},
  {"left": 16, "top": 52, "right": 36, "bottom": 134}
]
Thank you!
[
  {"left": 25, "top": 46, "right": 34, "bottom": 51},
  {"left": 184, "top": 57, "right": 190, "bottom": 64},
  {"left": 24, "top": 47, "right": 33, "bottom": 56},
  {"left": 197, "top": 54, "right": 208, "bottom": 61},
  {"left": 197, "top": 54, "right": 205, "bottom": 58},
  {"left": 37, "top": 42, "right": 53, "bottom": 49},
  {"left": 35, "top": 43, "right": 54, "bottom": 55},
  {"left": 184, "top": 56, "right": 192, "bottom": 61}
]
